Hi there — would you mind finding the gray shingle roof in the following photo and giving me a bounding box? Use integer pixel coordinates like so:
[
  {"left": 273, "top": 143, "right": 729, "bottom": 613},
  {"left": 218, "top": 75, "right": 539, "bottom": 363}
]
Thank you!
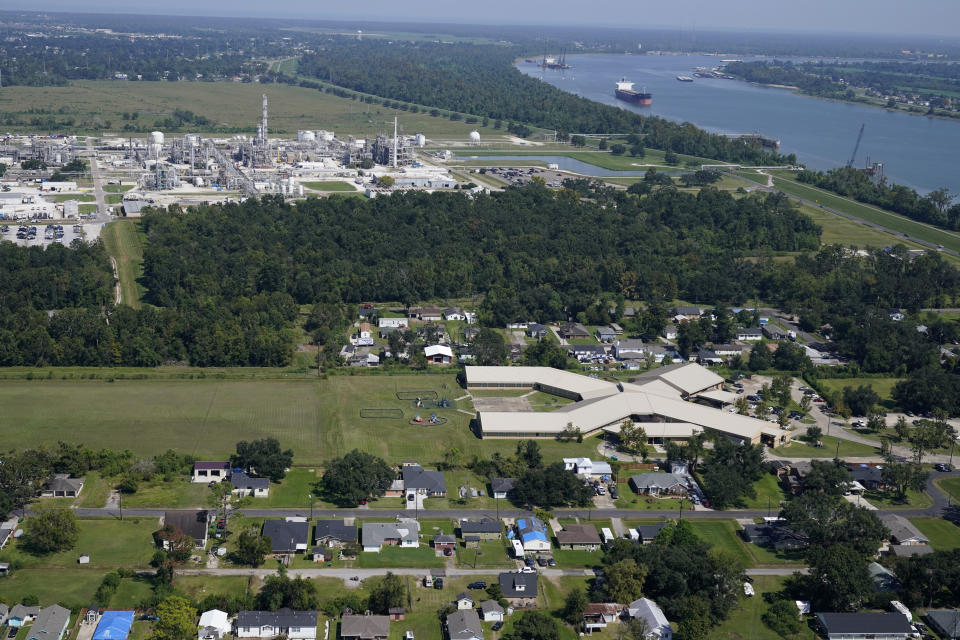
[
  {"left": 164, "top": 510, "right": 209, "bottom": 542},
  {"left": 261, "top": 520, "right": 310, "bottom": 553},
  {"left": 446, "top": 609, "right": 482, "bottom": 640},
  {"left": 237, "top": 610, "right": 317, "bottom": 630},
  {"left": 816, "top": 612, "right": 912, "bottom": 635},
  {"left": 499, "top": 572, "right": 537, "bottom": 599},
  {"left": 340, "top": 614, "right": 389, "bottom": 639},
  {"left": 231, "top": 472, "right": 270, "bottom": 491},
  {"left": 402, "top": 466, "right": 446, "bottom": 494},
  {"left": 926, "top": 610, "right": 960, "bottom": 640},
  {"left": 361, "top": 520, "right": 419, "bottom": 548},
  {"left": 490, "top": 478, "right": 515, "bottom": 494},
  {"left": 313, "top": 520, "right": 357, "bottom": 545},
  {"left": 27, "top": 605, "right": 70, "bottom": 640},
  {"left": 460, "top": 519, "right": 501, "bottom": 535}
]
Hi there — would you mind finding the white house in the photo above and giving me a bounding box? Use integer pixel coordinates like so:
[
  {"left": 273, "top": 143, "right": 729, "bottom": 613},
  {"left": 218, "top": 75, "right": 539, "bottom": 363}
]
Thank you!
[
  {"left": 663, "top": 325, "right": 678, "bottom": 340},
  {"left": 479, "top": 601, "right": 504, "bottom": 623},
  {"left": 235, "top": 610, "right": 317, "bottom": 640},
  {"left": 454, "top": 593, "right": 474, "bottom": 610},
  {"left": 192, "top": 462, "right": 230, "bottom": 483},
  {"left": 231, "top": 472, "right": 270, "bottom": 498},
  {"left": 378, "top": 317, "right": 408, "bottom": 328},
  {"left": 361, "top": 520, "right": 420, "bottom": 552},
  {"left": 628, "top": 598, "right": 672, "bottom": 640},
  {"left": 198, "top": 610, "right": 232, "bottom": 640}
]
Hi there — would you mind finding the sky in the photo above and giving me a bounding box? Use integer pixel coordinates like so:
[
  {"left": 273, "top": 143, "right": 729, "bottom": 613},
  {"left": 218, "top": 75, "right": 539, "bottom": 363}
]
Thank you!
[{"left": 12, "top": 0, "right": 960, "bottom": 37}]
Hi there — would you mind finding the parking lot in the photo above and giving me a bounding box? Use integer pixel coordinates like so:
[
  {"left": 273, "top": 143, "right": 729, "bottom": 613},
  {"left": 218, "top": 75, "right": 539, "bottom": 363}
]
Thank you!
[
  {"left": 1, "top": 222, "right": 85, "bottom": 247},
  {"left": 479, "top": 166, "right": 570, "bottom": 188}
]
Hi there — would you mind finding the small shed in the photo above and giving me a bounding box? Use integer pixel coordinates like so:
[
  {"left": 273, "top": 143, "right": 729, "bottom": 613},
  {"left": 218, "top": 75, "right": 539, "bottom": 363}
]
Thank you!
[
  {"left": 78, "top": 554, "right": 90, "bottom": 564},
  {"left": 388, "top": 608, "right": 405, "bottom": 621}
]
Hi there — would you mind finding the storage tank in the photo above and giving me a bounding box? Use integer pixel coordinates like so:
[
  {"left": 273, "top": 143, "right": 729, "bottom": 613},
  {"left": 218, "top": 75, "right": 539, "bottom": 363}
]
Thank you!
[
  {"left": 298, "top": 130, "right": 316, "bottom": 143},
  {"left": 184, "top": 134, "right": 199, "bottom": 147},
  {"left": 318, "top": 130, "right": 335, "bottom": 142},
  {"left": 469, "top": 131, "right": 481, "bottom": 144},
  {"left": 149, "top": 131, "right": 165, "bottom": 145},
  {"left": 415, "top": 134, "right": 426, "bottom": 147}
]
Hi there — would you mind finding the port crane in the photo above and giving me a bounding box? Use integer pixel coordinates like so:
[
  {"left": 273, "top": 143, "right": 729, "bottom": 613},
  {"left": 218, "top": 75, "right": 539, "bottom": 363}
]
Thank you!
[{"left": 846, "top": 123, "right": 865, "bottom": 167}]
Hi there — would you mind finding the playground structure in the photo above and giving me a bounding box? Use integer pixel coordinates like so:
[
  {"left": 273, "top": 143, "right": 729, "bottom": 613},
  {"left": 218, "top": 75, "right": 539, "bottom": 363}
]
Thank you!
[{"left": 410, "top": 413, "right": 448, "bottom": 426}]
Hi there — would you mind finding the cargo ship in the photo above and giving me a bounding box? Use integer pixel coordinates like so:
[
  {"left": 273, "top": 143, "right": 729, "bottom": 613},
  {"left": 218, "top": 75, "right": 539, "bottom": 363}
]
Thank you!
[
  {"left": 614, "top": 79, "right": 652, "bottom": 105},
  {"left": 676, "top": 75, "right": 694, "bottom": 82}
]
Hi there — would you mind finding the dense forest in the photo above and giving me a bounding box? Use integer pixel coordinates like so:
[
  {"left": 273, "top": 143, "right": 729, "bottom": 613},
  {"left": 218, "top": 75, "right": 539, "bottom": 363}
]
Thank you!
[
  {"left": 294, "top": 41, "right": 793, "bottom": 165},
  {"left": 795, "top": 167, "right": 960, "bottom": 230},
  {"left": 1, "top": 184, "right": 959, "bottom": 373}
]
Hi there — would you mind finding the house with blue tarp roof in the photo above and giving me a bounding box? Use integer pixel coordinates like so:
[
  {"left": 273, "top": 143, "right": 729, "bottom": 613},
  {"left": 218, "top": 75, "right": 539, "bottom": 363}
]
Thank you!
[
  {"left": 515, "top": 517, "right": 550, "bottom": 552},
  {"left": 93, "top": 611, "right": 135, "bottom": 640}
]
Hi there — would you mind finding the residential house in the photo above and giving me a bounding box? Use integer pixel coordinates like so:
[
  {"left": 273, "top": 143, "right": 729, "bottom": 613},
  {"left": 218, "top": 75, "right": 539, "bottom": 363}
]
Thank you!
[
  {"left": 444, "top": 308, "right": 466, "bottom": 321},
  {"left": 26, "top": 605, "right": 70, "bottom": 640},
  {"left": 464, "top": 326, "right": 480, "bottom": 341},
  {"left": 762, "top": 325, "right": 789, "bottom": 340},
  {"left": 192, "top": 462, "right": 230, "bottom": 483},
  {"left": 424, "top": 345, "right": 453, "bottom": 365},
  {"left": 163, "top": 510, "right": 209, "bottom": 550},
  {"left": 583, "top": 603, "right": 624, "bottom": 632},
  {"left": 815, "top": 613, "right": 914, "bottom": 640},
  {"left": 568, "top": 344, "right": 607, "bottom": 362},
  {"left": 563, "top": 458, "right": 612, "bottom": 479},
  {"left": 387, "top": 609, "right": 404, "bottom": 622},
  {"left": 695, "top": 348, "right": 722, "bottom": 365},
  {"left": 889, "top": 544, "right": 933, "bottom": 558},
  {"left": 313, "top": 520, "right": 357, "bottom": 548},
  {"left": 514, "top": 517, "right": 550, "bottom": 553},
  {"left": 506, "top": 322, "right": 529, "bottom": 330},
  {"left": 445, "top": 610, "right": 482, "bottom": 640},
  {"left": 418, "top": 307, "right": 444, "bottom": 322},
  {"left": 384, "top": 478, "right": 405, "bottom": 498},
  {"left": 457, "top": 347, "right": 475, "bottom": 363},
  {"left": 231, "top": 472, "right": 270, "bottom": 498},
  {"left": 454, "top": 593, "right": 474, "bottom": 610},
  {"left": 627, "top": 598, "right": 672, "bottom": 640},
  {"left": 613, "top": 339, "right": 647, "bottom": 361},
  {"left": 847, "top": 465, "right": 888, "bottom": 491},
  {"left": 459, "top": 519, "right": 501, "bottom": 540},
  {"left": 555, "top": 524, "right": 601, "bottom": 551},
  {"left": 378, "top": 317, "right": 407, "bottom": 329},
  {"left": 498, "top": 572, "right": 538, "bottom": 607},
  {"left": 869, "top": 562, "right": 901, "bottom": 592},
  {"left": 339, "top": 613, "right": 389, "bottom": 640},
  {"left": 610, "top": 323, "right": 624, "bottom": 335},
  {"left": 636, "top": 523, "right": 670, "bottom": 544},
  {"left": 0, "top": 604, "right": 7, "bottom": 626},
  {"left": 235, "top": 610, "right": 317, "bottom": 640},
  {"left": 736, "top": 328, "right": 763, "bottom": 341},
  {"left": 40, "top": 474, "right": 84, "bottom": 498},
  {"left": 926, "top": 610, "right": 960, "bottom": 640},
  {"left": 596, "top": 327, "right": 617, "bottom": 343},
  {"left": 526, "top": 323, "right": 548, "bottom": 339},
  {"left": 433, "top": 534, "right": 456, "bottom": 551},
  {"left": 740, "top": 523, "right": 808, "bottom": 551},
  {"left": 663, "top": 324, "right": 678, "bottom": 340},
  {"left": 879, "top": 514, "right": 929, "bottom": 546},
  {"left": 559, "top": 323, "right": 590, "bottom": 340},
  {"left": 479, "top": 601, "right": 504, "bottom": 623},
  {"left": 262, "top": 519, "right": 310, "bottom": 555},
  {"left": 674, "top": 306, "right": 702, "bottom": 317},
  {"left": 0, "top": 525, "right": 13, "bottom": 550},
  {"left": 378, "top": 326, "right": 400, "bottom": 339},
  {"left": 358, "top": 306, "right": 377, "bottom": 320},
  {"left": 198, "top": 610, "right": 232, "bottom": 640},
  {"left": 361, "top": 519, "right": 420, "bottom": 552},
  {"left": 402, "top": 465, "right": 447, "bottom": 497},
  {"left": 711, "top": 344, "right": 743, "bottom": 357},
  {"left": 490, "top": 478, "right": 515, "bottom": 500},
  {"left": 358, "top": 323, "right": 372, "bottom": 340},
  {"left": 8, "top": 605, "right": 40, "bottom": 627},
  {"left": 628, "top": 473, "right": 688, "bottom": 497}
]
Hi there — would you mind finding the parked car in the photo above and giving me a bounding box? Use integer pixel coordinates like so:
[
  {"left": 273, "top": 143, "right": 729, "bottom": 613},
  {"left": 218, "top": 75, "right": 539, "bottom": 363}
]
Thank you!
[
  {"left": 934, "top": 463, "right": 953, "bottom": 472},
  {"left": 536, "top": 556, "right": 547, "bottom": 567},
  {"left": 468, "top": 581, "right": 486, "bottom": 589},
  {"left": 492, "top": 622, "right": 503, "bottom": 631},
  {"left": 524, "top": 556, "right": 536, "bottom": 567},
  {"left": 434, "top": 577, "right": 444, "bottom": 589},
  {"left": 547, "top": 557, "right": 556, "bottom": 567}
]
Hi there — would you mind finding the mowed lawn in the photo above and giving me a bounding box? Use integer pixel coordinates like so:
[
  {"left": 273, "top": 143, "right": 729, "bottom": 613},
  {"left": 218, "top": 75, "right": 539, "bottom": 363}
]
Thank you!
[
  {"left": 0, "top": 518, "right": 157, "bottom": 569},
  {"left": 712, "top": 575, "right": 817, "bottom": 640},
  {"left": 0, "top": 376, "right": 600, "bottom": 465},
  {"left": 817, "top": 378, "right": 902, "bottom": 408},
  {"left": 908, "top": 517, "right": 960, "bottom": 550}
]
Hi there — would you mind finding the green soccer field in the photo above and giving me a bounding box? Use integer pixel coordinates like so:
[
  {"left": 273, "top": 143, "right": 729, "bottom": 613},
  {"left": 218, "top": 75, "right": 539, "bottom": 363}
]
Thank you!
[{"left": 0, "top": 374, "right": 600, "bottom": 465}]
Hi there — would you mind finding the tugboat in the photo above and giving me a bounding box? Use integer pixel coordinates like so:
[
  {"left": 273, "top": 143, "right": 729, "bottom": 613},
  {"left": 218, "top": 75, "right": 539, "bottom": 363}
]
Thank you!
[{"left": 614, "top": 79, "right": 652, "bottom": 105}]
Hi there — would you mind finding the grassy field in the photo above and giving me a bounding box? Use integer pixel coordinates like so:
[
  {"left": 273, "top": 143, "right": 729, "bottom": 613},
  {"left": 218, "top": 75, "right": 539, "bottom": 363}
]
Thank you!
[
  {"left": 817, "top": 378, "right": 902, "bottom": 408},
  {"left": 862, "top": 488, "right": 933, "bottom": 510},
  {"left": 0, "top": 518, "right": 156, "bottom": 569},
  {"left": 0, "top": 569, "right": 106, "bottom": 609},
  {"left": 0, "top": 375, "right": 602, "bottom": 465},
  {"left": 52, "top": 194, "right": 95, "bottom": 203},
  {"left": 463, "top": 148, "right": 718, "bottom": 172},
  {"left": 300, "top": 181, "right": 357, "bottom": 192},
  {"left": 908, "top": 517, "right": 960, "bottom": 550},
  {"left": 936, "top": 476, "right": 960, "bottom": 502},
  {"left": 0, "top": 81, "right": 504, "bottom": 139},
  {"left": 75, "top": 471, "right": 111, "bottom": 508},
  {"left": 736, "top": 473, "right": 791, "bottom": 510},
  {"left": 769, "top": 173, "right": 960, "bottom": 253},
  {"left": 773, "top": 434, "right": 880, "bottom": 458},
  {"left": 100, "top": 219, "right": 146, "bottom": 308},
  {"left": 798, "top": 203, "right": 931, "bottom": 251},
  {"left": 713, "top": 575, "right": 816, "bottom": 640},
  {"left": 687, "top": 520, "right": 752, "bottom": 567},
  {"left": 103, "top": 184, "right": 135, "bottom": 194}
]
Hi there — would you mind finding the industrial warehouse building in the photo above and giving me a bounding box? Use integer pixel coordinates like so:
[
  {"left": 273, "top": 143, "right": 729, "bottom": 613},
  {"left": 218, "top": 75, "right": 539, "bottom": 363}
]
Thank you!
[{"left": 467, "top": 363, "right": 784, "bottom": 446}]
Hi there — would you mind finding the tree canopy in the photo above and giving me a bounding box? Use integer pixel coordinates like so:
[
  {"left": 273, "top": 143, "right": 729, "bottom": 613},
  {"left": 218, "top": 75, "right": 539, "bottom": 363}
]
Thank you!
[{"left": 321, "top": 449, "right": 395, "bottom": 507}]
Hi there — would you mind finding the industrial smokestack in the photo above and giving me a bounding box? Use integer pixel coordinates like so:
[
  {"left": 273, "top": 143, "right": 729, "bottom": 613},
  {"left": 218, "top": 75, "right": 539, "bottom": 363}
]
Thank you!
[{"left": 260, "top": 94, "right": 268, "bottom": 145}]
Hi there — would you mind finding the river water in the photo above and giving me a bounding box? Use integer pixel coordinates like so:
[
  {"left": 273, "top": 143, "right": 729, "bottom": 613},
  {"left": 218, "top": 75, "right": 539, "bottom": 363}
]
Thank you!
[{"left": 516, "top": 54, "right": 960, "bottom": 194}]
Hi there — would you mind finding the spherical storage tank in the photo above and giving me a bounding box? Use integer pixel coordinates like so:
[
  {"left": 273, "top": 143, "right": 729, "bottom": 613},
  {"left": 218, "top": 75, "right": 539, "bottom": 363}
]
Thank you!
[
  {"left": 149, "top": 131, "right": 165, "bottom": 145},
  {"left": 469, "top": 131, "right": 481, "bottom": 143},
  {"left": 298, "top": 130, "right": 316, "bottom": 142}
]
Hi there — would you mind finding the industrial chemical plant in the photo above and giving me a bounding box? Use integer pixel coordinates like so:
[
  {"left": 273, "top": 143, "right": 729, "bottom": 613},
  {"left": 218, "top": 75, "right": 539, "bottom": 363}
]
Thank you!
[{"left": 0, "top": 93, "right": 462, "bottom": 240}]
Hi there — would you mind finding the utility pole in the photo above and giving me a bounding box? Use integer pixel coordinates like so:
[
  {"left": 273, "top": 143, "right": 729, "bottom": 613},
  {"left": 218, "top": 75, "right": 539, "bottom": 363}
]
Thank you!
[
  {"left": 835, "top": 439, "right": 841, "bottom": 461},
  {"left": 309, "top": 493, "right": 314, "bottom": 521},
  {"left": 678, "top": 497, "right": 683, "bottom": 520}
]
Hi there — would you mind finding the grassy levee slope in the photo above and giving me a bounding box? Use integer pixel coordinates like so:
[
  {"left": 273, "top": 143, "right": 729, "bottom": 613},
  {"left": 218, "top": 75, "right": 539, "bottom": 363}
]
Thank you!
[
  {"left": 101, "top": 219, "right": 146, "bottom": 308},
  {"left": 0, "top": 375, "right": 600, "bottom": 466},
  {"left": 769, "top": 173, "right": 960, "bottom": 253}
]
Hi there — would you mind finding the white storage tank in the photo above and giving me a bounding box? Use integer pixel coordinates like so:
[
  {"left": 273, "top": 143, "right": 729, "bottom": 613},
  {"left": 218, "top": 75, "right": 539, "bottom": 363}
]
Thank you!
[
  {"left": 184, "top": 134, "right": 199, "bottom": 147},
  {"left": 318, "top": 130, "right": 335, "bottom": 142},
  {"left": 149, "top": 131, "right": 165, "bottom": 145},
  {"left": 415, "top": 134, "right": 426, "bottom": 147},
  {"left": 469, "top": 131, "right": 481, "bottom": 144},
  {"left": 298, "top": 130, "right": 316, "bottom": 142}
]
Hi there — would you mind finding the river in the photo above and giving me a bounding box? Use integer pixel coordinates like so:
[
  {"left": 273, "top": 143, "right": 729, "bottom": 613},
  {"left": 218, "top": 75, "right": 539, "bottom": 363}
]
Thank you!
[{"left": 516, "top": 54, "right": 960, "bottom": 194}]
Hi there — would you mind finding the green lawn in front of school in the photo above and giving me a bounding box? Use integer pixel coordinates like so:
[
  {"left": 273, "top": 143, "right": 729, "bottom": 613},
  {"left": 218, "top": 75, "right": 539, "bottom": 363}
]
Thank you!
[{"left": 773, "top": 435, "right": 879, "bottom": 458}]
